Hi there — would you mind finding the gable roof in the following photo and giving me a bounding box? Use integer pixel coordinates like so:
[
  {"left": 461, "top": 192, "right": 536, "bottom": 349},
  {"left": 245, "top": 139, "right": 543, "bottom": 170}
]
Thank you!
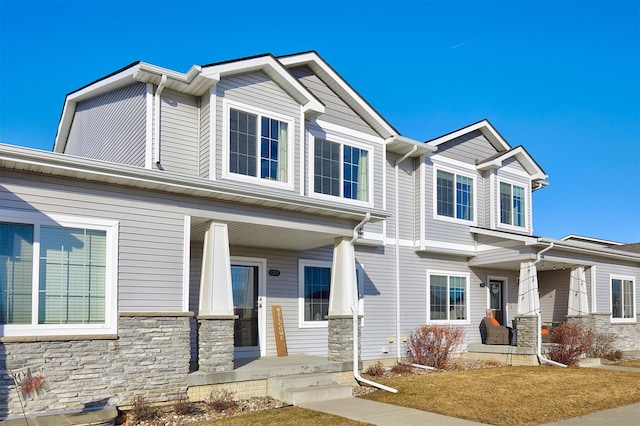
[
  {"left": 476, "top": 145, "right": 548, "bottom": 182},
  {"left": 425, "top": 119, "right": 511, "bottom": 152}
]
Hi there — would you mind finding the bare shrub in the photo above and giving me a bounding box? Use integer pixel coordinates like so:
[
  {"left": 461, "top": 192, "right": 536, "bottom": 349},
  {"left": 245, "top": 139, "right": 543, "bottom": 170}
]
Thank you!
[
  {"left": 548, "top": 323, "right": 594, "bottom": 366},
  {"left": 172, "top": 393, "right": 194, "bottom": 415},
  {"left": 364, "top": 361, "right": 385, "bottom": 377},
  {"left": 587, "top": 331, "right": 622, "bottom": 361},
  {"left": 204, "top": 389, "right": 238, "bottom": 413},
  {"left": 406, "top": 324, "right": 465, "bottom": 369},
  {"left": 129, "top": 395, "right": 157, "bottom": 423},
  {"left": 390, "top": 362, "right": 414, "bottom": 375}
]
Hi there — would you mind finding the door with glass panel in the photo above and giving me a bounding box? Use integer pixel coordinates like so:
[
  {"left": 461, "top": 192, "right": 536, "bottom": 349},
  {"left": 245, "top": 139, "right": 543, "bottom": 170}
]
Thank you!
[
  {"left": 231, "top": 262, "right": 264, "bottom": 359},
  {"left": 489, "top": 280, "right": 504, "bottom": 324}
]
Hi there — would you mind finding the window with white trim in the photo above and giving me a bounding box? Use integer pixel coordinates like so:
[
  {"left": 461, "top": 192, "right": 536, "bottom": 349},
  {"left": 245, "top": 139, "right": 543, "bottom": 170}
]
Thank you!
[
  {"left": 427, "top": 272, "right": 469, "bottom": 323},
  {"left": 313, "top": 138, "right": 369, "bottom": 201},
  {"left": 227, "top": 105, "right": 292, "bottom": 185},
  {"left": 611, "top": 276, "right": 635, "bottom": 321},
  {"left": 0, "top": 212, "right": 117, "bottom": 337},
  {"left": 436, "top": 170, "right": 474, "bottom": 221},
  {"left": 500, "top": 181, "right": 526, "bottom": 227}
]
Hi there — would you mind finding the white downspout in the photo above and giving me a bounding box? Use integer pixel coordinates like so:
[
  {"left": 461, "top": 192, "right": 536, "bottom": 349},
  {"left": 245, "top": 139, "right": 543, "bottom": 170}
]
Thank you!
[
  {"left": 532, "top": 242, "right": 567, "bottom": 367},
  {"left": 154, "top": 75, "right": 167, "bottom": 166},
  {"left": 351, "top": 213, "right": 398, "bottom": 393}
]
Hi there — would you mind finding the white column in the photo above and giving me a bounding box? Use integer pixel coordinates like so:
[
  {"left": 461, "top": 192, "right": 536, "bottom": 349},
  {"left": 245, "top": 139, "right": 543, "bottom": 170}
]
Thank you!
[
  {"left": 517, "top": 261, "right": 540, "bottom": 316},
  {"left": 329, "top": 236, "right": 357, "bottom": 316},
  {"left": 198, "top": 221, "right": 234, "bottom": 316},
  {"left": 568, "top": 266, "right": 589, "bottom": 316}
]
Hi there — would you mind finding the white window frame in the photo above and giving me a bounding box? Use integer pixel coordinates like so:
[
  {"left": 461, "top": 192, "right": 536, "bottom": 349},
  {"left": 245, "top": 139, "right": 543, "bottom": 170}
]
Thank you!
[
  {"left": 497, "top": 179, "right": 529, "bottom": 231},
  {"left": 610, "top": 274, "right": 636, "bottom": 323},
  {"left": 426, "top": 270, "right": 471, "bottom": 325},
  {"left": 432, "top": 165, "right": 477, "bottom": 226},
  {"left": 222, "top": 99, "right": 295, "bottom": 190},
  {"left": 0, "top": 209, "right": 119, "bottom": 338},
  {"left": 308, "top": 131, "right": 374, "bottom": 206}
]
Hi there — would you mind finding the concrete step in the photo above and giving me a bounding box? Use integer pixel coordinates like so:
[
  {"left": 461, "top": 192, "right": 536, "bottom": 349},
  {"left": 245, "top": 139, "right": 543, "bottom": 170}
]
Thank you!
[{"left": 267, "top": 373, "right": 352, "bottom": 405}]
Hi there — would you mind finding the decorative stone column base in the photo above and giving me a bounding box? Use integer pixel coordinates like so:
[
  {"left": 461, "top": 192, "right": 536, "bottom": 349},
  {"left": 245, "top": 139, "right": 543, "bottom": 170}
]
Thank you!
[
  {"left": 328, "top": 315, "right": 361, "bottom": 363},
  {"left": 515, "top": 316, "right": 538, "bottom": 349},
  {"left": 197, "top": 315, "right": 236, "bottom": 372},
  {"left": 565, "top": 315, "right": 595, "bottom": 329}
]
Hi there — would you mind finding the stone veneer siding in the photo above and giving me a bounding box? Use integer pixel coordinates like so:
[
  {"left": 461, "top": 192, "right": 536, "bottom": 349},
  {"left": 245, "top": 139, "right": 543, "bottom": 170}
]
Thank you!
[
  {"left": 567, "top": 313, "right": 640, "bottom": 351},
  {"left": 514, "top": 316, "right": 539, "bottom": 350},
  {"left": 327, "top": 316, "right": 360, "bottom": 363},
  {"left": 197, "top": 316, "right": 235, "bottom": 373},
  {"left": 0, "top": 313, "right": 191, "bottom": 419}
]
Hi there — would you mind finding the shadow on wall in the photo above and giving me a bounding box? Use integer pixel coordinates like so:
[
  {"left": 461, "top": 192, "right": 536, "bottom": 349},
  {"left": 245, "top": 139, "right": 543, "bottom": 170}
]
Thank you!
[{"left": 1, "top": 325, "right": 5, "bottom": 420}]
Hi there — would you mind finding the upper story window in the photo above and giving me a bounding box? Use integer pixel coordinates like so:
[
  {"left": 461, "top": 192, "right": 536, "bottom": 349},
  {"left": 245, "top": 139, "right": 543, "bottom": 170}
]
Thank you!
[
  {"left": 313, "top": 137, "right": 370, "bottom": 202},
  {"left": 500, "top": 182, "right": 526, "bottom": 227},
  {"left": 436, "top": 170, "right": 474, "bottom": 221},
  {"left": 0, "top": 211, "right": 118, "bottom": 337},
  {"left": 611, "top": 276, "right": 636, "bottom": 322},
  {"left": 224, "top": 101, "right": 294, "bottom": 189}
]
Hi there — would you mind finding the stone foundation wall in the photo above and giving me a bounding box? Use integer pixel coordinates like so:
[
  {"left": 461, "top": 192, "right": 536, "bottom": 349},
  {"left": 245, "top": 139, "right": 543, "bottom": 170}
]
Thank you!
[
  {"left": 187, "top": 380, "right": 267, "bottom": 401},
  {"left": 514, "top": 316, "right": 539, "bottom": 349},
  {"left": 567, "top": 313, "right": 640, "bottom": 351},
  {"left": 0, "top": 314, "right": 191, "bottom": 419},
  {"left": 328, "top": 316, "right": 360, "bottom": 363},
  {"left": 197, "top": 317, "right": 235, "bottom": 373}
]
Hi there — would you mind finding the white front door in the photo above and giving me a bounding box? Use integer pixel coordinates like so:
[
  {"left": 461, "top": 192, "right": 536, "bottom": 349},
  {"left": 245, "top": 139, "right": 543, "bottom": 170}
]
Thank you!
[{"left": 231, "top": 258, "right": 266, "bottom": 359}]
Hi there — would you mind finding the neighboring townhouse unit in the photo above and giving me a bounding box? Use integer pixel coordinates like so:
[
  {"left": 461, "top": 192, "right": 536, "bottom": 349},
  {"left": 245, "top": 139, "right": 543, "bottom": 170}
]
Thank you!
[{"left": 0, "top": 51, "right": 638, "bottom": 419}]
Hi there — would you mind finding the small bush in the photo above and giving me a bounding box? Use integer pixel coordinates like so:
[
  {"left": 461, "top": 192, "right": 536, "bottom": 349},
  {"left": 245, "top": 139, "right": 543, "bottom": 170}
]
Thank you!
[
  {"left": 204, "top": 389, "right": 238, "bottom": 413},
  {"left": 406, "top": 324, "right": 465, "bottom": 369},
  {"left": 364, "top": 361, "right": 385, "bottom": 377},
  {"left": 587, "top": 331, "right": 622, "bottom": 361},
  {"left": 172, "top": 393, "right": 194, "bottom": 415},
  {"left": 390, "top": 362, "right": 414, "bottom": 375},
  {"left": 548, "top": 323, "right": 594, "bottom": 366},
  {"left": 128, "top": 395, "right": 157, "bottom": 423}
]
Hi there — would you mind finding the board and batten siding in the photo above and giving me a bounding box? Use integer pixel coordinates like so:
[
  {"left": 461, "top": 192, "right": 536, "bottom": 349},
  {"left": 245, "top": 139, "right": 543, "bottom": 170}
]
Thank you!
[
  {"left": 288, "top": 65, "right": 379, "bottom": 138},
  {"left": 1, "top": 171, "right": 186, "bottom": 311},
  {"left": 538, "top": 269, "right": 571, "bottom": 323},
  {"left": 65, "top": 82, "right": 147, "bottom": 167},
  {"left": 157, "top": 88, "right": 199, "bottom": 176},
  {"left": 215, "top": 71, "right": 301, "bottom": 191}
]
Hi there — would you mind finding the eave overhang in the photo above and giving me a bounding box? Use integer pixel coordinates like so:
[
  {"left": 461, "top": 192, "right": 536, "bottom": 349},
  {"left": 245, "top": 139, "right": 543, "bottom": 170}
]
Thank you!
[
  {"left": 476, "top": 145, "right": 548, "bottom": 183},
  {"left": 426, "top": 119, "right": 511, "bottom": 152},
  {"left": 386, "top": 135, "right": 437, "bottom": 157},
  {"left": 0, "top": 144, "right": 389, "bottom": 223}
]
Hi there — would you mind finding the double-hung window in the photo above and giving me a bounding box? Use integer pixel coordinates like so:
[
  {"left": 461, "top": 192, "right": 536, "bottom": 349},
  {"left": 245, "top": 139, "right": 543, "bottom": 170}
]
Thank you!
[
  {"left": 500, "top": 182, "right": 526, "bottom": 227},
  {"left": 0, "top": 211, "right": 117, "bottom": 337},
  {"left": 436, "top": 170, "right": 474, "bottom": 221},
  {"left": 313, "top": 137, "right": 370, "bottom": 202},
  {"left": 611, "top": 276, "right": 635, "bottom": 322},
  {"left": 427, "top": 271, "right": 469, "bottom": 323},
  {"left": 227, "top": 103, "right": 293, "bottom": 186}
]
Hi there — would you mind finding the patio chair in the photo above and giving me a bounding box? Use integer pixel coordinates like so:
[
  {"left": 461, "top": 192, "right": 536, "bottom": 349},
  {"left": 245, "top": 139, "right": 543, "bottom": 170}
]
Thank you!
[{"left": 480, "top": 317, "right": 511, "bottom": 345}]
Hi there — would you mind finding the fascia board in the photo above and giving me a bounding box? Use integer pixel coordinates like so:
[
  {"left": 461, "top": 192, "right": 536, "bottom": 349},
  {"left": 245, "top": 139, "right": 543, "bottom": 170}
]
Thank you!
[
  {"left": 476, "top": 146, "right": 548, "bottom": 181},
  {"left": 428, "top": 120, "right": 511, "bottom": 152},
  {"left": 279, "top": 52, "right": 397, "bottom": 139},
  {"left": 470, "top": 226, "right": 539, "bottom": 245},
  {"left": 538, "top": 238, "right": 640, "bottom": 263},
  {"left": 202, "top": 55, "right": 324, "bottom": 115}
]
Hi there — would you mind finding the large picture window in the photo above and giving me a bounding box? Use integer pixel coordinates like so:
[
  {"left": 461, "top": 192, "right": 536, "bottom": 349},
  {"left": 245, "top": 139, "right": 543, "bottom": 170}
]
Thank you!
[
  {"left": 611, "top": 276, "right": 635, "bottom": 322},
  {"left": 0, "top": 212, "right": 117, "bottom": 337},
  {"left": 227, "top": 105, "right": 292, "bottom": 185},
  {"left": 313, "top": 138, "right": 369, "bottom": 202},
  {"left": 436, "top": 170, "right": 474, "bottom": 221},
  {"left": 500, "top": 182, "right": 525, "bottom": 227},
  {"left": 427, "top": 272, "right": 469, "bottom": 323}
]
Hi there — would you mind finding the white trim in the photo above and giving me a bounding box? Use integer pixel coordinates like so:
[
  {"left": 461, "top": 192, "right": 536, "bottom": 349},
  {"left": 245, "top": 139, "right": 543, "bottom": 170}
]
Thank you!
[
  {"left": 590, "top": 265, "right": 597, "bottom": 313},
  {"left": 221, "top": 99, "right": 295, "bottom": 190},
  {"left": 383, "top": 237, "right": 415, "bottom": 247},
  {"left": 230, "top": 256, "right": 268, "bottom": 357},
  {"left": 609, "top": 274, "right": 636, "bottom": 323},
  {"left": 489, "top": 169, "right": 496, "bottom": 229},
  {"left": 422, "top": 240, "right": 477, "bottom": 253},
  {"left": 426, "top": 270, "right": 471, "bottom": 325},
  {"left": 313, "top": 119, "right": 385, "bottom": 145},
  {"left": 419, "top": 156, "right": 426, "bottom": 250},
  {"left": 432, "top": 165, "right": 478, "bottom": 226},
  {"left": 182, "top": 215, "right": 191, "bottom": 312},
  {"left": 145, "top": 83, "right": 154, "bottom": 169},
  {"left": 298, "top": 259, "right": 332, "bottom": 328},
  {"left": 496, "top": 178, "right": 530, "bottom": 232},
  {"left": 307, "top": 131, "right": 375, "bottom": 207},
  {"left": 299, "top": 106, "right": 305, "bottom": 196},
  {"left": 0, "top": 209, "right": 119, "bottom": 337},
  {"left": 209, "top": 84, "right": 217, "bottom": 180},
  {"left": 429, "top": 154, "right": 478, "bottom": 171},
  {"left": 382, "top": 146, "right": 388, "bottom": 241},
  {"left": 427, "top": 120, "right": 511, "bottom": 151}
]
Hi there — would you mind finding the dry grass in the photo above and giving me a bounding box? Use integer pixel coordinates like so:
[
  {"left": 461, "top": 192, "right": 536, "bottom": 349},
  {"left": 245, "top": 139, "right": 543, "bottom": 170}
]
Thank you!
[
  {"left": 361, "top": 366, "right": 640, "bottom": 426},
  {"left": 615, "top": 359, "right": 640, "bottom": 368},
  {"left": 190, "top": 406, "right": 372, "bottom": 425}
]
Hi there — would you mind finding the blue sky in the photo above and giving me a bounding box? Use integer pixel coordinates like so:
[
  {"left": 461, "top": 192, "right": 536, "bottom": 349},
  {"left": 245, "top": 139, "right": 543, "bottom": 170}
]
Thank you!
[{"left": 1, "top": 0, "right": 639, "bottom": 243}]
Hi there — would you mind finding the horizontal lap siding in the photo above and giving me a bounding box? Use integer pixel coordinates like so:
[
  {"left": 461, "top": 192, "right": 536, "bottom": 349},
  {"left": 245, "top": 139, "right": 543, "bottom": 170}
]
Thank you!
[
  {"left": 216, "top": 72, "right": 301, "bottom": 192},
  {"left": 2, "top": 172, "right": 186, "bottom": 312},
  {"left": 436, "top": 131, "right": 497, "bottom": 163},
  {"left": 160, "top": 89, "right": 199, "bottom": 176},
  {"left": 593, "top": 262, "right": 640, "bottom": 313},
  {"left": 495, "top": 165, "right": 533, "bottom": 235},
  {"left": 200, "top": 92, "right": 210, "bottom": 178},
  {"left": 65, "top": 83, "right": 146, "bottom": 166},
  {"left": 288, "top": 66, "right": 379, "bottom": 137}
]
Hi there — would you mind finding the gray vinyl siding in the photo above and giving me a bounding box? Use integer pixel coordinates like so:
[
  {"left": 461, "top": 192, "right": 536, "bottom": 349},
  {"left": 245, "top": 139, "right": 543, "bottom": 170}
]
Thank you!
[
  {"left": 288, "top": 65, "right": 379, "bottom": 138},
  {"left": 592, "top": 261, "right": 640, "bottom": 314},
  {"left": 216, "top": 72, "right": 301, "bottom": 191},
  {"left": 158, "top": 88, "right": 199, "bottom": 175},
  {"left": 538, "top": 269, "right": 571, "bottom": 323},
  {"left": 434, "top": 130, "right": 498, "bottom": 163},
  {"left": 494, "top": 166, "right": 533, "bottom": 235},
  {"left": 65, "top": 82, "right": 146, "bottom": 166},
  {"left": 199, "top": 92, "right": 211, "bottom": 178}
]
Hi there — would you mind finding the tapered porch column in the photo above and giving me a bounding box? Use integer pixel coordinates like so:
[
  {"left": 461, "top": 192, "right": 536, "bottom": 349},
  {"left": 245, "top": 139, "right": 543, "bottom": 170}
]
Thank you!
[
  {"left": 197, "top": 221, "right": 236, "bottom": 372},
  {"left": 327, "top": 236, "right": 360, "bottom": 363},
  {"left": 515, "top": 261, "right": 540, "bottom": 349}
]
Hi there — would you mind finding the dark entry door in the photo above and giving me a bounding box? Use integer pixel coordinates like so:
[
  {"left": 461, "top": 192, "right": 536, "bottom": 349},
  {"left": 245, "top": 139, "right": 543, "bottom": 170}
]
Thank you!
[{"left": 489, "top": 280, "right": 504, "bottom": 324}]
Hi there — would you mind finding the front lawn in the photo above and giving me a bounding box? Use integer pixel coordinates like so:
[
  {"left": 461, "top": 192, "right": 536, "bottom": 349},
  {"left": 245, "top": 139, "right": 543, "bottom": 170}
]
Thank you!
[
  {"left": 360, "top": 366, "right": 640, "bottom": 426},
  {"left": 191, "top": 406, "right": 371, "bottom": 425}
]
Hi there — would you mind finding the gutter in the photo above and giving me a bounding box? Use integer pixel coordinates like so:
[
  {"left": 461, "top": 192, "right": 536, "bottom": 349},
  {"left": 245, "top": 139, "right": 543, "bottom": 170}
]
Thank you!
[
  {"left": 350, "top": 214, "right": 398, "bottom": 393},
  {"left": 532, "top": 242, "right": 567, "bottom": 368}
]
